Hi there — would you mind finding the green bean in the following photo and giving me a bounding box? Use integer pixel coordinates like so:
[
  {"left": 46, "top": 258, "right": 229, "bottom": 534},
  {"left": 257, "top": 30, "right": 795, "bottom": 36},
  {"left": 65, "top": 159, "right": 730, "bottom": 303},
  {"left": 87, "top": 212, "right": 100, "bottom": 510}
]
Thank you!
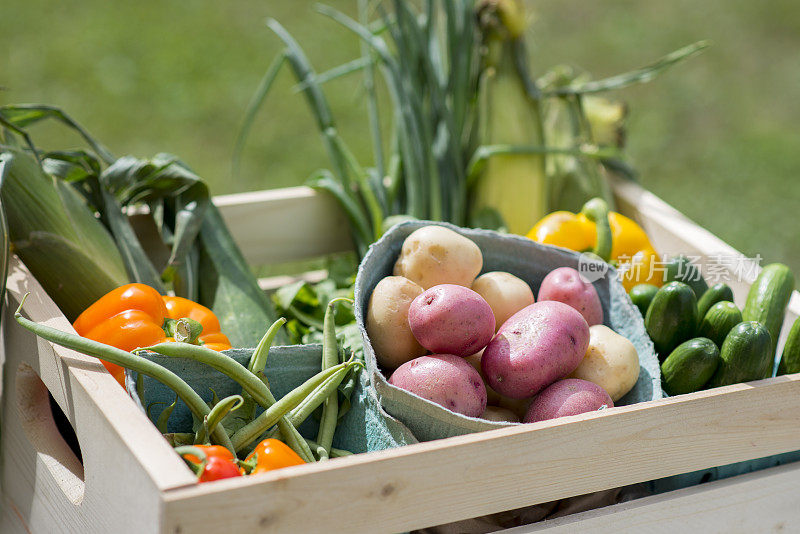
[
  {"left": 140, "top": 341, "right": 315, "bottom": 462},
  {"left": 276, "top": 420, "right": 315, "bottom": 464},
  {"left": 14, "top": 296, "right": 235, "bottom": 453},
  {"left": 155, "top": 395, "right": 178, "bottom": 434},
  {"left": 230, "top": 361, "right": 355, "bottom": 452},
  {"left": 194, "top": 395, "right": 243, "bottom": 445},
  {"left": 140, "top": 342, "right": 277, "bottom": 408},
  {"left": 303, "top": 438, "right": 353, "bottom": 459},
  {"left": 274, "top": 363, "right": 355, "bottom": 434},
  {"left": 248, "top": 317, "right": 286, "bottom": 377},
  {"left": 336, "top": 348, "right": 363, "bottom": 420},
  {"left": 315, "top": 298, "right": 351, "bottom": 459}
]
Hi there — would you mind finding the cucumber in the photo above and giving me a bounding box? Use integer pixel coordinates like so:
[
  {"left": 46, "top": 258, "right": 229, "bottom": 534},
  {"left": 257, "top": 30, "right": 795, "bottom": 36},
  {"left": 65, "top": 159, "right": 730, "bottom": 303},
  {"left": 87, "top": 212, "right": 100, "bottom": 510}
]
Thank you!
[
  {"left": 661, "top": 337, "right": 720, "bottom": 395},
  {"left": 629, "top": 284, "right": 659, "bottom": 318},
  {"left": 742, "top": 263, "right": 795, "bottom": 359},
  {"left": 777, "top": 318, "right": 800, "bottom": 375},
  {"left": 664, "top": 255, "right": 708, "bottom": 299},
  {"left": 706, "top": 321, "right": 772, "bottom": 388},
  {"left": 697, "top": 283, "right": 734, "bottom": 321},
  {"left": 698, "top": 301, "right": 742, "bottom": 348},
  {"left": 645, "top": 281, "right": 698, "bottom": 360}
]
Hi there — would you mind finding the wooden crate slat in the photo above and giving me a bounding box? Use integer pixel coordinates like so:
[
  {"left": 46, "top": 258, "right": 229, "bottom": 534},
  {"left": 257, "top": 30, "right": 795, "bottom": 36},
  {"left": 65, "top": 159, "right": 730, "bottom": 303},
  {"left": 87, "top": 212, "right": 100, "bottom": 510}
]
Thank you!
[
  {"left": 213, "top": 186, "right": 353, "bottom": 266},
  {"left": 515, "top": 461, "right": 800, "bottom": 533}
]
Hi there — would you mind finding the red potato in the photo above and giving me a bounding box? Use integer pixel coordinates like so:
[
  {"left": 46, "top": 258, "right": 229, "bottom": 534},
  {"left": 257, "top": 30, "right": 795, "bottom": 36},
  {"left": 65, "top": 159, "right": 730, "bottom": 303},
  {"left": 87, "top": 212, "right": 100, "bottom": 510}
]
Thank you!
[
  {"left": 537, "top": 267, "right": 604, "bottom": 326},
  {"left": 408, "top": 284, "right": 495, "bottom": 357},
  {"left": 481, "top": 301, "right": 590, "bottom": 399},
  {"left": 524, "top": 378, "right": 613, "bottom": 423},
  {"left": 464, "top": 350, "right": 500, "bottom": 406},
  {"left": 471, "top": 271, "right": 535, "bottom": 332},
  {"left": 465, "top": 351, "right": 530, "bottom": 415},
  {"left": 388, "top": 354, "right": 487, "bottom": 417}
]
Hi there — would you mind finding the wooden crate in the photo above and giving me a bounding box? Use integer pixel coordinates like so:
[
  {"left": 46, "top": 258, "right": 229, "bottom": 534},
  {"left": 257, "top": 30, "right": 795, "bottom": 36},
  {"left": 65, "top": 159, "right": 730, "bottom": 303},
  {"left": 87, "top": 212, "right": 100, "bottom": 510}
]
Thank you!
[{"left": 2, "top": 179, "right": 799, "bottom": 533}]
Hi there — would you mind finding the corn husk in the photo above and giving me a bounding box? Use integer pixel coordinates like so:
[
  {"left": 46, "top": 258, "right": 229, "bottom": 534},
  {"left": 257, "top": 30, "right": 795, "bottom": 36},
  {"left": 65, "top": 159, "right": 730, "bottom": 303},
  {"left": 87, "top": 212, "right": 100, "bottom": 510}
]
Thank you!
[
  {"left": 584, "top": 96, "right": 627, "bottom": 149},
  {"left": 472, "top": 0, "right": 547, "bottom": 234},
  {"left": 0, "top": 148, "right": 129, "bottom": 321}
]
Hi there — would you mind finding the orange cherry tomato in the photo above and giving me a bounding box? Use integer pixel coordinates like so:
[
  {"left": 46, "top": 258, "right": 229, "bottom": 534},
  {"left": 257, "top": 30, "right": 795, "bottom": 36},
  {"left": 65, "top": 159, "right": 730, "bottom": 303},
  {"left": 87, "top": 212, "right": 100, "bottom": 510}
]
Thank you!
[{"left": 244, "top": 439, "right": 305, "bottom": 475}]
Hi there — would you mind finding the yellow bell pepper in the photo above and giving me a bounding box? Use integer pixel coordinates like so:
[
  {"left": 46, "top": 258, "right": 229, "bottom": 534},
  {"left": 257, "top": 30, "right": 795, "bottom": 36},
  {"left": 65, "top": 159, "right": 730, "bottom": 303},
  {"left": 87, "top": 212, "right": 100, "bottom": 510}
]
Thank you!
[{"left": 527, "top": 203, "right": 661, "bottom": 291}]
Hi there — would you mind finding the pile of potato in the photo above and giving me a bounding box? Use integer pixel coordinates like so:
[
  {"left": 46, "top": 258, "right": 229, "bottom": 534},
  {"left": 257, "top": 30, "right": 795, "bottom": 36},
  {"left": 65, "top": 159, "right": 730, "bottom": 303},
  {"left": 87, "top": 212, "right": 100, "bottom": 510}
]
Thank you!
[{"left": 366, "top": 225, "right": 640, "bottom": 423}]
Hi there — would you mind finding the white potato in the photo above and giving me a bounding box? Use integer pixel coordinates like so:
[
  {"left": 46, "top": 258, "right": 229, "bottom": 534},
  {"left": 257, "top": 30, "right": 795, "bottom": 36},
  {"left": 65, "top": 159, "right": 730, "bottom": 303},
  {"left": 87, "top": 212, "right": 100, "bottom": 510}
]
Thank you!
[
  {"left": 569, "top": 324, "right": 640, "bottom": 401},
  {"left": 366, "top": 276, "right": 427, "bottom": 369},
  {"left": 393, "top": 226, "right": 483, "bottom": 289},
  {"left": 471, "top": 271, "right": 535, "bottom": 331},
  {"left": 481, "top": 406, "right": 520, "bottom": 423}
]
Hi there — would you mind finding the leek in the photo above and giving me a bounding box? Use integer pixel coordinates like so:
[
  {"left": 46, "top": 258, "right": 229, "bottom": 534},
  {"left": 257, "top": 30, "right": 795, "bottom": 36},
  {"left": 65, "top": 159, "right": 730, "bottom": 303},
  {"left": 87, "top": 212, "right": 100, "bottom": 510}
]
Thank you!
[{"left": 237, "top": 1, "right": 707, "bottom": 245}]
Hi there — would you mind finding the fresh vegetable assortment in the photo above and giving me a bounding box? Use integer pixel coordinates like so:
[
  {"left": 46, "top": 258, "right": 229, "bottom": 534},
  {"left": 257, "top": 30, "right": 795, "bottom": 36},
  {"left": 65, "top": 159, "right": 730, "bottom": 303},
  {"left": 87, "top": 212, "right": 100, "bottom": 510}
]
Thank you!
[{"left": 1, "top": 0, "right": 798, "bottom": 502}]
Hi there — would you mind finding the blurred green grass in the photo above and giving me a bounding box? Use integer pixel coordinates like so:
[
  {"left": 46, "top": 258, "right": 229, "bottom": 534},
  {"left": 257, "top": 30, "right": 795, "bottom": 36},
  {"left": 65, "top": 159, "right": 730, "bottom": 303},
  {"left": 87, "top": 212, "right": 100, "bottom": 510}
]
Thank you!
[{"left": 2, "top": 0, "right": 798, "bottom": 273}]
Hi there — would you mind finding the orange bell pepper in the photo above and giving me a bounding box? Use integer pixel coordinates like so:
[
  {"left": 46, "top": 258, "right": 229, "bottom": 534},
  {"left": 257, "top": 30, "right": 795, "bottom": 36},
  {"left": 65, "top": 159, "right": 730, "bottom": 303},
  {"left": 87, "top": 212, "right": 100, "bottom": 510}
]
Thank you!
[
  {"left": 73, "top": 284, "right": 232, "bottom": 386},
  {"left": 243, "top": 438, "right": 305, "bottom": 475}
]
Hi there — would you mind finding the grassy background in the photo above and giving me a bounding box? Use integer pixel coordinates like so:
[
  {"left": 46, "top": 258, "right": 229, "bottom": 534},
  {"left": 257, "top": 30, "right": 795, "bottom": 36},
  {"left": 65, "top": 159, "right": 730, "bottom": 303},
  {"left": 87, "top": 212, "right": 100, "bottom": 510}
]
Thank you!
[{"left": 2, "top": 0, "right": 799, "bottom": 273}]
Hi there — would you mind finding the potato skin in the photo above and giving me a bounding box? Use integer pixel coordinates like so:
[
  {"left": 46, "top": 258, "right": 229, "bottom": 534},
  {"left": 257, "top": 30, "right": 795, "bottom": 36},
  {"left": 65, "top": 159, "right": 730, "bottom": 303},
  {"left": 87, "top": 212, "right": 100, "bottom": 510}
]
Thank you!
[
  {"left": 408, "top": 284, "right": 495, "bottom": 357},
  {"left": 481, "top": 406, "right": 520, "bottom": 423},
  {"left": 465, "top": 350, "right": 532, "bottom": 417},
  {"left": 388, "top": 354, "right": 487, "bottom": 417},
  {"left": 481, "top": 301, "right": 590, "bottom": 399},
  {"left": 569, "top": 325, "right": 640, "bottom": 401},
  {"left": 393, "top": 226, "right": 483, "bottom": 289},
  {"left": 472, "top": 272, "right": 535, "bottom": 331},
  {"left": 537, "top": 267, "right": 604, "bottom": 326},
  {"left": 524, "top": 378, "right": 613, "bottom": 423},
  {"left": 366, "top": 276, "right": 427, "bottom": 369}
]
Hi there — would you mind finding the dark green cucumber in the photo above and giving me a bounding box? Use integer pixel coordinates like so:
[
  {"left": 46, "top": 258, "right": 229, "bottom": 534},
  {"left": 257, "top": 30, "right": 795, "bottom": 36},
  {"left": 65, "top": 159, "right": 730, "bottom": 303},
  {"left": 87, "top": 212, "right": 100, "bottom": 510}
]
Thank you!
[
  {"left": 697, "top": 283, "right": 735, "bottom": 321},
  {"left": 629, "top": 284, "right": 659, "bottom": 318},
  {"left": 645, "top": 281, "right": 698, "bottom": 360},
  {"left": 664, "top": 255, "right": 708, "bottom": 299},
  {"left": 661, "top": 337, "right": 720, "bottom": 395},
  {"left": 742, "top": 263, "right": 795, "bottom": 359},
  {"left": 707, "top": 321, "right": 772, "bottom": 387},
  {"left": 698, "top": 301, "right": 742, "bottom": 348},
  {"left": 777, "top": 317, "right": 800, "bottom": 375}
]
